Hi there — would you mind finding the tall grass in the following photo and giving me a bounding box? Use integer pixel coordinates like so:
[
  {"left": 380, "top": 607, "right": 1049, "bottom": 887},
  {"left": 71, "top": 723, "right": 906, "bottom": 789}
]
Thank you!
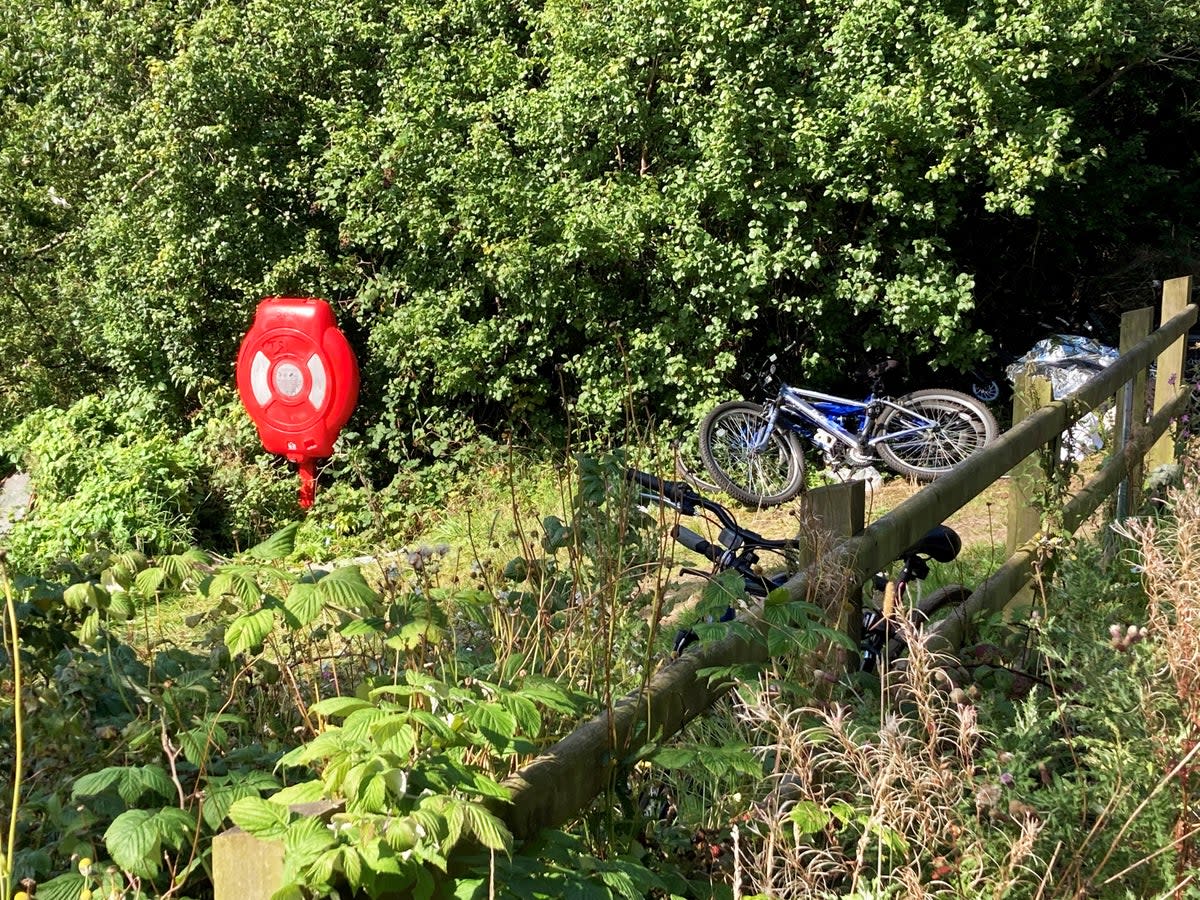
[{"left": 690, "top": 455, "right": 1200, "bottom": 899}]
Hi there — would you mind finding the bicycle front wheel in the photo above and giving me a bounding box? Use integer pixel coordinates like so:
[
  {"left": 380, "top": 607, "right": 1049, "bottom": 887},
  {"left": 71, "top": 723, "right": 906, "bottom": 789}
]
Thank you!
[
  {"left": 874, "top": 389, "right": 998, "bottom": 481},
  {"left": 698, "top": 401, "right": 805, "bottom": 507}
]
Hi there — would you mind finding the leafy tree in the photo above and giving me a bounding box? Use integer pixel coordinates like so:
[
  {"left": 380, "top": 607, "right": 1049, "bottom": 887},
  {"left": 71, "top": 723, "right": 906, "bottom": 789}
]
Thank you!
[{"left": 1, "top": 0, "right": 1197, "bottom": 450}]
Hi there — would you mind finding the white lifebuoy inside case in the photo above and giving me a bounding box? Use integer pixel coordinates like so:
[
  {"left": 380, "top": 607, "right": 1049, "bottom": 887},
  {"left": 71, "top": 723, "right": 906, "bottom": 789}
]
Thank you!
[{"left": 249, "top": 351, "right": 328, "bottom": 411}]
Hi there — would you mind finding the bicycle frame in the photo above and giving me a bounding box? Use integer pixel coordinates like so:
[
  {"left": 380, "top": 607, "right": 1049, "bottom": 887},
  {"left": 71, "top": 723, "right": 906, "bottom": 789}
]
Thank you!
[
  {"left": 627, "top": 468, "right": 962, "bottom": 664},
  {"left": 750, "top": 384, "right": 939, "bottom": 456}
]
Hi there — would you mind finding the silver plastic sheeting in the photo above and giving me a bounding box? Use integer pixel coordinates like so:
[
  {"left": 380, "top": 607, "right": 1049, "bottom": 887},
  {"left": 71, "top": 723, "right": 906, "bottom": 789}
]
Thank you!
[{"left": 1005, "top": 334, "right": 1120, "bottom": 460}]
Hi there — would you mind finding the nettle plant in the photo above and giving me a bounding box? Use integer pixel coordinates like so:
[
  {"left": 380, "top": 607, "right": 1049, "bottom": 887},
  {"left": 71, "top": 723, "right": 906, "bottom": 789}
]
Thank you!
[
  {"left": 5, "top": 449, "right": 836, "bottom": 898},
  {"left": 492, "top": 452, "right": 666, "bottom": 694},
  {"left": 3, "top": 542, "right": 287, "bottom": 899}
]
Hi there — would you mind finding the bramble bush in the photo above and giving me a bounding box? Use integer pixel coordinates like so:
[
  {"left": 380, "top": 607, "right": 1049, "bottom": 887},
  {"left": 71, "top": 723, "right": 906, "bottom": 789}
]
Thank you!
[
  {"left": 0, "top": 388, "right": 314, "bottom": 572},
  {"left": 0, "top": 392, "right": 204, "bottom": 572},
  {"left": 7, "top": 442, "right": 1200, "bottom": 897},
  {"left": 0, "top": 453, "right": 743, "bottom": 898}
]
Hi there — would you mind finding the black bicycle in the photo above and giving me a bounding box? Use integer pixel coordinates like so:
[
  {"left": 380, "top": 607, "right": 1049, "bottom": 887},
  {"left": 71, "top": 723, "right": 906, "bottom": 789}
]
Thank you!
[{"left": 626, "top": 469, "right": 969, "bottom": 672}]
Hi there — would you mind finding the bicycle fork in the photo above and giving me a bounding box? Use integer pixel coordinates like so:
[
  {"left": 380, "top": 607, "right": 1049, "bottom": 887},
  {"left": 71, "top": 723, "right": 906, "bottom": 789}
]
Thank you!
[{"left": 744, "top": 402, "right": 782, "bottom": 452}]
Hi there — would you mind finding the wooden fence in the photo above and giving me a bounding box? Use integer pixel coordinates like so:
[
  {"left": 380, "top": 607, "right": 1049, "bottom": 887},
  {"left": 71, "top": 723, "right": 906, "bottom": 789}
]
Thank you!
[{"left": 213, "top": 277, "right": 1197, "bottom": 898}]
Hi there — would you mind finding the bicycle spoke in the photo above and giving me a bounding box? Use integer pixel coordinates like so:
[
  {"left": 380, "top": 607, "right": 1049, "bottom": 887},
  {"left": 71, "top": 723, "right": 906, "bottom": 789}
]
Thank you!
[
  {"left": 708, "top": 410, "right": 796, "bottom": 498},
  {"left": 880, "top": 404, "right": 989, "bottom": 473}
]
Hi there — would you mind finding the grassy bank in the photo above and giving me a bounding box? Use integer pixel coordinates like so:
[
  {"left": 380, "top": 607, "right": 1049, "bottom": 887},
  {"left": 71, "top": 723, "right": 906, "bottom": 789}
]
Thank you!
[{"left": 1, "top": 445, "right": 1197, "bottom": 898}]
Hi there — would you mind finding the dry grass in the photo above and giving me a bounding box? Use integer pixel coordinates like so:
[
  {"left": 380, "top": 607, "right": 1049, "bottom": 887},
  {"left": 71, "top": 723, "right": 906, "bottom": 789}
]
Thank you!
[
  {"left": 1120, "top": 459, "right": 1200, "bottom": 730},
  {"left": 720, "top": 453, "right": 1200, "bottom": 899},
  {"left": 731, "top": 623, "right": 1041, "bottom": 899},
  {"left": 1114, "top": 456, "right": 1200, "bottom": 885}
]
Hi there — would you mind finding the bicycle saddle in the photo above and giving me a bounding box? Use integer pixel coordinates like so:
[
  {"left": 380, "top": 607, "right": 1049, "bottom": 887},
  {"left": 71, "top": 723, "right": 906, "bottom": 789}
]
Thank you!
[{"left": 899, "top": 525, "right": 961, "bottom": 564}]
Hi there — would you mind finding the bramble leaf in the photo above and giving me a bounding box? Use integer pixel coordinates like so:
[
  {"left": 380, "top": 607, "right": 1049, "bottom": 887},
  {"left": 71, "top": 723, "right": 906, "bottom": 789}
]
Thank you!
[
  {"left": 315, "top": 566, "right": 378, "bottom": 608},
  {"left": 229, "top": 796, "right": 291, "bottom": 840},
  {"left": 225, "top": 607, "right": 274, "bottom": 655},
  {"left": 104, "top": 809, "right": 162, "bottom": 878},
  {"left": 248, "top": 523, "right": 299, "bottom": 560}
]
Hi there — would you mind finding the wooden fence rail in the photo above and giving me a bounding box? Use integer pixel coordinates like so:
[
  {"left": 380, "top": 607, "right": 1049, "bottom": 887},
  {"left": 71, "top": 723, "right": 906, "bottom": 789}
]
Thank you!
[
  {"left": 214, "top": 278, "right": 1197, "bottom": 897},
  {"left": 491, "top": 276, "right": 1197, "bottom": 839}
]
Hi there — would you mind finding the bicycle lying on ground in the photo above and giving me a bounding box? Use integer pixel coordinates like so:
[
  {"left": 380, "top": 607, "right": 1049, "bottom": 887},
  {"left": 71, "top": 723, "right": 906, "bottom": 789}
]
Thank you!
[
  {"left": 626, "top": 469, "right": 970, "bottom": 673},
  {"left": 696, "top": 359, "right": 999, "bottom": 507}
]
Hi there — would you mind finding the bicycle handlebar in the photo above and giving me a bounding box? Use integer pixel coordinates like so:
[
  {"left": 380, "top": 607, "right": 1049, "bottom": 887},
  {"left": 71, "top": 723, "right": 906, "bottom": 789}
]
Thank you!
[
  {"left": 628, "top": 465, "right": 962, "bottom": 662},
  {"left": 671, "top": 524, "right": 724, "bottom": 564},
  {"left": 626, "top": 468, "right": 696, "bottom": 511},
  {"left": 625, "top": 468, "right": 800, "bottom": 553}
]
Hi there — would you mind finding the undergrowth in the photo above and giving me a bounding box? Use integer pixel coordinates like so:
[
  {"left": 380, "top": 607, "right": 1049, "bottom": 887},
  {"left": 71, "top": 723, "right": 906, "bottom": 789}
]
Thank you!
[
  {"left": 702, "top": 458, "right": 1200, "bottom": 898},
  {"left": 4, "top": 445, "right": 1200, "bottom": 898}
]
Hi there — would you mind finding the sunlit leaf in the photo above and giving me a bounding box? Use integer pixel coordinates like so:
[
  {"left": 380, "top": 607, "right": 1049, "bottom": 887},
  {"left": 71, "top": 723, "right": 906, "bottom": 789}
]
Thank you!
[
  {"left": 134, "top": 567, "right": 169, "bottom": 597},
  {"left": 104, "top": 809, "right": 162, "bottom": 879},
  {"left": 311, "top": 696, "right": 373, "bottom": 718},
  {"left": 315, "top": 565, "right": 378, "bottom": 608},
  {"left": 458, "top": 801, "right": 512, "bottom": 853},
  {"left": 225, "top": 607, "right": 274, "bottom": 655},
  {"left": 228, "top": 796, "right": 291, "bottom": 840},
  {"left": 247, "top": 522, "right": 299, "bottom": 561},
  {"left": 284, "top": 814, "right": 338, "bottom": 867},
  {"left": 788, "top": 800, "right": 831, "bottom": 837},
  {"left": 31, "top": 873, "right": 88, "bottom": 900},
  {"left": 284, "top": 582, "right": 323, "bottom": 627},
  {"left": 269, "top": 780, "right": 326, "bottom": 807}
]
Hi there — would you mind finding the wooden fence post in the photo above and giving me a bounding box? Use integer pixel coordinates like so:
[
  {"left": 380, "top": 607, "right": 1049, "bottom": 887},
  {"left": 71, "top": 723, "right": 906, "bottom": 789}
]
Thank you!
[
  {"left": 211, "top": 801, "right": 341, "bottom": 900},
  {"left": 1148, "top": 275, "right": 1193, "bottom": 472},
  {"left": 795, "top": 480, "right": 866, "bottom": 668},
  {"left": 1115, "top": 307, "right": 1153, "bottom": 520},
  {"left": 795, "top": 479, "right": 866, "bottom": 567},
  {"left": 1007, "top": 370, "right": 1053, "bottom": 606}
]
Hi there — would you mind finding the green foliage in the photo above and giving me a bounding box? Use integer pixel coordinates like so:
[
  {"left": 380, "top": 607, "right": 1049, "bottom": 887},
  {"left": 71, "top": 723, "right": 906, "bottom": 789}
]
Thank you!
[
  {"left": 1, "top": 580, "right": 284, "bottom": 896},
  {"left": 228, "top": 665, "right": 541, "bottom": 897},
  {"left": 3, "top": 0, "right": 1198, "bottom": 441},
  {"left": 0, "top": 523, "right": 419, "bottom": 897},
  {"left": 0, "top": 387, "right": 325, "bottom": 572},
  {"left": 962, "top": 541, "right": 1184, "bottom": 895},
  {"left": 0, "top": 391, "right": 203, "bottom": 570},
  {"left": 181, "top": 390, "right": 302, "bottom": 551}
]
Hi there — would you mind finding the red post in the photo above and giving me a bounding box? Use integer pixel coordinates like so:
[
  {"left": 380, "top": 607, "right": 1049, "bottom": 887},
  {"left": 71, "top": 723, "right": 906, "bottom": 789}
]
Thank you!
[{"left": 298, "top": 459, "right": 318, "bottom": 509}]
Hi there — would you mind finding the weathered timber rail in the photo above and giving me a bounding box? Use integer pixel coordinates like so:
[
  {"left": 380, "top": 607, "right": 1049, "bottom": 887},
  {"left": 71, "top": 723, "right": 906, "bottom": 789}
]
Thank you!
[{"left": 492, "top": 277, "right": 1197, "bottom": 839}]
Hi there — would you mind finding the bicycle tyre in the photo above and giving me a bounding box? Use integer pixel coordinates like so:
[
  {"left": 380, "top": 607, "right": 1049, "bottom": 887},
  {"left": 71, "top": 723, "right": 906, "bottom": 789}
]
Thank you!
[
  {"left": 697, "top": 400, "right": 805, "bottom": 507},
  {"left": 672, "top": 438, "right": 722, "bottom": 494},
  {"left": 912, "top": 583, "right": 972, "bottom": 624},
  {"left": 873, "top": 389, "right": 998, "bottom": 481},
  {"left": 885, "top": 583, "right": 972, "bottom": 660}
]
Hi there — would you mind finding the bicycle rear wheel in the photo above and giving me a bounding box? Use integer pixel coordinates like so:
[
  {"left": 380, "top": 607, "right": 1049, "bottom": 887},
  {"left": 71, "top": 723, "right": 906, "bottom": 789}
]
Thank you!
[
  {"left": 884, "top": 583, "right": 972, "bottom": 661},
  {"left": 697, "top": 401, "right": 805, "bottom": 507},
  {"left": 672, "top": 436, "right": 721, "bottom": 494},
  {"left": 874, "top": 389, "right": 998, "bottom": 480},
  {"left": 911, "top": 583, "right": 972, "bottom": 624}
]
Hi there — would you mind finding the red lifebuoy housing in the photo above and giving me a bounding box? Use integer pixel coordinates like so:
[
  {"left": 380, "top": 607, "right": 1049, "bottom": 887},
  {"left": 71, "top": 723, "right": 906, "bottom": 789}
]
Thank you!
[{"left": 235, "top": 297, "right": 360, "bottom": 507}]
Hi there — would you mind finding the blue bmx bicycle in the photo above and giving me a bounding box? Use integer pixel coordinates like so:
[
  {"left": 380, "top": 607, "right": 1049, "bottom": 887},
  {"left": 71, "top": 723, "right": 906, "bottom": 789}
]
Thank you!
[{"left": 697, "top": 360, "right": 999, "bottom": 506}]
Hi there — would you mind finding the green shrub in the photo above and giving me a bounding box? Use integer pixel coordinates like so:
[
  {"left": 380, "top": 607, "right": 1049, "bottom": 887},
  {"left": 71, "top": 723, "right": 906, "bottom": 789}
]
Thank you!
[
  {"left": 0, "top": 392, "right": 203, "bottom": 571},
  {"left": 181, "top": 391, "right": 302, "bottom": 552}
]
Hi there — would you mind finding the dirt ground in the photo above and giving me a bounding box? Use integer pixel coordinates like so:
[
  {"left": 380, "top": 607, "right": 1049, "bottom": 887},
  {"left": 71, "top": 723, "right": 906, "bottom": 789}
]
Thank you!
[{"left": 732, "top": 473, "right": 1013, "bottom": 555}]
